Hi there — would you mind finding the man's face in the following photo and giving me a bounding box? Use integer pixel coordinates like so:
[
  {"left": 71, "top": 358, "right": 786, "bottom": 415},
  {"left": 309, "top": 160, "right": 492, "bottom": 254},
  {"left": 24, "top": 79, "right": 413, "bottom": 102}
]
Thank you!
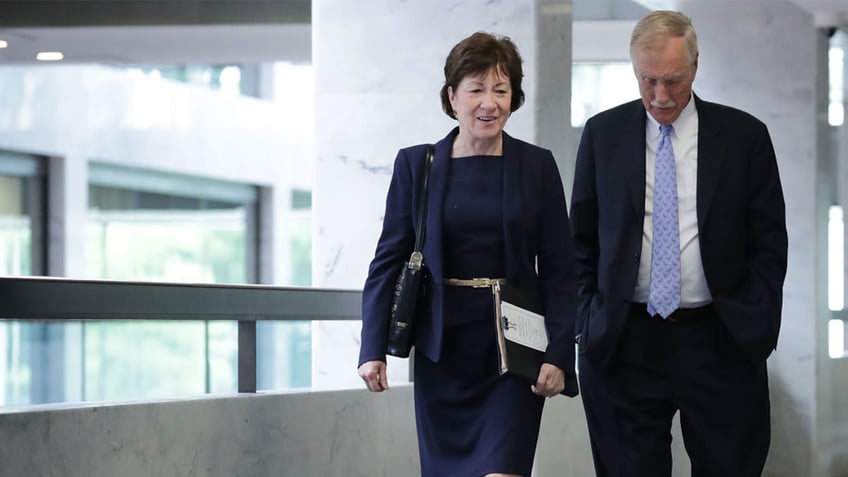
[{"left": 632, "top": 36, "right": 697, "bottom": 125}]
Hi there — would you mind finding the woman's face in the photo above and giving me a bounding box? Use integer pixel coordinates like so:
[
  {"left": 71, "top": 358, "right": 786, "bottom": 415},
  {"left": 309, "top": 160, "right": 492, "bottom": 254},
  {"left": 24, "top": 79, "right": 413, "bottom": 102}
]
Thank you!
[{"left": 448, "top": 67, "right": 512, "bottom": 142}]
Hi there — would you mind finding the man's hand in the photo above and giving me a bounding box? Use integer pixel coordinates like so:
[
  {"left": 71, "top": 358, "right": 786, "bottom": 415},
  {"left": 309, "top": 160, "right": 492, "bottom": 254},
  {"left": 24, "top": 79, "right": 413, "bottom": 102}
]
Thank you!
[{"left": 531, "top": 363, "right": 565, "bottom": 397}]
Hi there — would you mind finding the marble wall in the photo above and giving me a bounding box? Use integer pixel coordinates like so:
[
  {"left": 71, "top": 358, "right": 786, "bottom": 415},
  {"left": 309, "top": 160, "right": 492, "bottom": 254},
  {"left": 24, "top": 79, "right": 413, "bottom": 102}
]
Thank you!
[
  {"left": 0, "top": 386, "right": 610, "bottom": 477},
  {"left": 0, "top": 388, "right": 421, "bottom": 477}
]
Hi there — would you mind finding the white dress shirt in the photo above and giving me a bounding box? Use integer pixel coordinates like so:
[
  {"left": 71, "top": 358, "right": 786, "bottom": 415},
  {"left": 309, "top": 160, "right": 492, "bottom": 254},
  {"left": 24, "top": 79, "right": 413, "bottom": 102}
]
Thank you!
[{"left": 633, "top": 95, "right": 713, "bottom": 307}]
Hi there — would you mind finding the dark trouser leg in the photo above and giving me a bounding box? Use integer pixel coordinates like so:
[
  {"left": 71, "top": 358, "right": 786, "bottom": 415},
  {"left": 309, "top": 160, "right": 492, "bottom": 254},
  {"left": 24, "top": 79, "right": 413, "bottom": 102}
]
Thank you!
[
  {"left": 677, "top": 321, "right": 771, "bottom": 477},
  {"left": 578, "top": 353, "right": 623, "bottom": 477},
  {"left": 608, "top": 305, "right": 771, "bottom": 477}
]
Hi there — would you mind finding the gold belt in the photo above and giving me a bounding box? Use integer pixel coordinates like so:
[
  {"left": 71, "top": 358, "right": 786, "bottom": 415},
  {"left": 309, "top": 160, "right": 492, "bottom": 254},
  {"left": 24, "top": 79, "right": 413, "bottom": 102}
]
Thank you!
[{"left": 444, "top": 277, "right": 506, "bottom": 288}]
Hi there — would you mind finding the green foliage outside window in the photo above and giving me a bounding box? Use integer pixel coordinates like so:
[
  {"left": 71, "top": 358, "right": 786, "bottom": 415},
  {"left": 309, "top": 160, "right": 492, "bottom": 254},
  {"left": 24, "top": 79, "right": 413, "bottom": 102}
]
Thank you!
[{"left": 83, "top": 209, "right": 243, "bottom": 400}]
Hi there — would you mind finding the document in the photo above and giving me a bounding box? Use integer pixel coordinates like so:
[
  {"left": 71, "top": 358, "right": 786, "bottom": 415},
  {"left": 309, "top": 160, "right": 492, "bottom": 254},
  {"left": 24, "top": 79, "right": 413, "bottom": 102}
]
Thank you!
[
  {"left": 501, "top": 301, "right": 548, "bottom": 352},
  {"left": 492, "top": 282, "right": 548, "bottom": 384}
]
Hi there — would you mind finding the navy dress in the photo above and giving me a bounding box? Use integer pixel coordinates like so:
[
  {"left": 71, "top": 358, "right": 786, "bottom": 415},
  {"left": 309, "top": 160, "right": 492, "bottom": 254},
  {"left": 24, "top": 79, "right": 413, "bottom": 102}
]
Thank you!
[{"left": 413, "top": 155, "right": 545, "bottom": 477}]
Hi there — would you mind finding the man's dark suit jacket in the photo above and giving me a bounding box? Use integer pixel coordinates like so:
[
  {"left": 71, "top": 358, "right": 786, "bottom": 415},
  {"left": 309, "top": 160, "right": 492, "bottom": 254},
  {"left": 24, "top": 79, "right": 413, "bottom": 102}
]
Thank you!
[
  {"left": 359, "top": 127, "right": 579, "bottom": 396},
  {"left": 570, "top": 95, "right": 788, "bottom": 370}
]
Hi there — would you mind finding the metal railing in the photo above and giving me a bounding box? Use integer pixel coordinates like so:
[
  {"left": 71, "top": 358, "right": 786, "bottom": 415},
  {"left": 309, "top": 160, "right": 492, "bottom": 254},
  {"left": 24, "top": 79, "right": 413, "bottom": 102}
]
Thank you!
[{"left": 0, "top": 276, "right": 363, "bottom": 393}]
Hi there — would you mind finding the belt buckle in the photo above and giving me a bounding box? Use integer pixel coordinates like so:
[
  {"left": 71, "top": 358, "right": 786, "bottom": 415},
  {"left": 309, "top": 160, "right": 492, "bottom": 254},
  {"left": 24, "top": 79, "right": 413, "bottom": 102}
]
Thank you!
[{"left": 471, "top": 277, "right": 494, "bottom": 288}]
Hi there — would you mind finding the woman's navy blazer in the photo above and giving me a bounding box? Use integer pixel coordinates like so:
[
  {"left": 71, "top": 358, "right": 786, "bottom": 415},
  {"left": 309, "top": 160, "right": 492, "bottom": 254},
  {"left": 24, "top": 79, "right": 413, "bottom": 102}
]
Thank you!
[{"left": 359, "top": 127, "right": 579, "bottom": 396}]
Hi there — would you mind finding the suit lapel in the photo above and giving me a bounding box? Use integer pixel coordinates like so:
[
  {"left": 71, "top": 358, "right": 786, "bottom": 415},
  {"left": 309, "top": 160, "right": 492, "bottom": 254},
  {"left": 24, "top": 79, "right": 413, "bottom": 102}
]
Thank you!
[
  {"left": 425, "top": 134, "right": 453, "bottom": 277},
  {"left": 627, "top": 102, "right": 649, "bottom": 215},
  {"left": 501, "top": 132, "right": 521, "bottom": 280},
  {"left": 426, "top": 131, "right": 454, "bottom": 284},
  {"left": 694, "top": 97, "right": 725, "bottom": 224}
]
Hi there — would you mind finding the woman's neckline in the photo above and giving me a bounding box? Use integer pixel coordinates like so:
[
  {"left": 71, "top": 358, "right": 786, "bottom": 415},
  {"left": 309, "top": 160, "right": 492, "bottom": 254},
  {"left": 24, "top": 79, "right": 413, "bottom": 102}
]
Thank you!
[{"left": 451, "top": 154, "right": 503, "bottom": 159}]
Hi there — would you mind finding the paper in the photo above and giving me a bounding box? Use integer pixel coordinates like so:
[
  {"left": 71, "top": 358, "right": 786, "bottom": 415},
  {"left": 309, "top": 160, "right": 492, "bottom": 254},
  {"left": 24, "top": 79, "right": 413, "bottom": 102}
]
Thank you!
[{"left": 501, "top": 301, "right": 548, "bottom": 352}]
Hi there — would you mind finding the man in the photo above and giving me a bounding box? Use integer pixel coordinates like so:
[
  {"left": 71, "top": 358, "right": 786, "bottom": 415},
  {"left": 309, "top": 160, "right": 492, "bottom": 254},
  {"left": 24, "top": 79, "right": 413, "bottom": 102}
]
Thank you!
[{"left": 570, "top": 10, "right": 788, "bottom": 477}]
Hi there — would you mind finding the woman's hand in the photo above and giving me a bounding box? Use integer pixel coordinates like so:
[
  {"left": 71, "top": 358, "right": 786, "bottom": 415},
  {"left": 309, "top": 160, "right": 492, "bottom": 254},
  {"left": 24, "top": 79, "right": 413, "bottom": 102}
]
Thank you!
[
  {"left": 358, "top": 360, "right": 389, "bottom": 392},
  {"left": 531, "top": 363, "right": 565, "bottom": 397}
]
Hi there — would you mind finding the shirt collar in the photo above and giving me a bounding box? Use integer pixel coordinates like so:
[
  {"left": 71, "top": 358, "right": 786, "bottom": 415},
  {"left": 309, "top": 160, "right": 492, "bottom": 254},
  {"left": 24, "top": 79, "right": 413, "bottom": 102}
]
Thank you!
[{"left": 646, "top": 92, "right": 697, "bottom": 139}]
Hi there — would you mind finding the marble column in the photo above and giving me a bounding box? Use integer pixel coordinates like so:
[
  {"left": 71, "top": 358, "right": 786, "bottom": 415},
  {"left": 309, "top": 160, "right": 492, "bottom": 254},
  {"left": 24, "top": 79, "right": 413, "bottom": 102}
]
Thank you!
[{"left": 537, "top": 1, "right": 577, "bottom": 195}]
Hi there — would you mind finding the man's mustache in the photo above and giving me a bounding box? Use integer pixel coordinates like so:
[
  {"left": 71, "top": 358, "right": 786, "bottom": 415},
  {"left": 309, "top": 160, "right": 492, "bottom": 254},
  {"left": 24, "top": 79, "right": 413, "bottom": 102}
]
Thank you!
[{"left": 651, "top": 100, "right": 677, "bottom": 109}]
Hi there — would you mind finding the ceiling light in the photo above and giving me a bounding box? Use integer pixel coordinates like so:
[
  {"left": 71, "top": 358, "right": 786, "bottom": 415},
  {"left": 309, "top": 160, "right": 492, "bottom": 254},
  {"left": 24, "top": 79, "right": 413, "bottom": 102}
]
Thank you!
[
  {"left": 0, "top": 41, "right": 7, "bottom": 49},
  {"left": 36, "top": 51, "right": 64, "bottom": 61}
]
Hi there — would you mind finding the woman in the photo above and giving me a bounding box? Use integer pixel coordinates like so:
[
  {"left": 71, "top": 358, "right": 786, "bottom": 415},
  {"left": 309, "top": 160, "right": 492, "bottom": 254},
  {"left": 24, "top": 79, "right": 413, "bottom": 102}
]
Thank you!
[{"left": 358, "top": 31, "right": 578, "bottom": 477}]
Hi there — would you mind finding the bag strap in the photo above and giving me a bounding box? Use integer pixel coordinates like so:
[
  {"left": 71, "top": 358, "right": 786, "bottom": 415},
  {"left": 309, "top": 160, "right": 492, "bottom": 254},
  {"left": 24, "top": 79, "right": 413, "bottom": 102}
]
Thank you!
[{"left": 412, "top": 144, "right": 435, "bottom": 253}]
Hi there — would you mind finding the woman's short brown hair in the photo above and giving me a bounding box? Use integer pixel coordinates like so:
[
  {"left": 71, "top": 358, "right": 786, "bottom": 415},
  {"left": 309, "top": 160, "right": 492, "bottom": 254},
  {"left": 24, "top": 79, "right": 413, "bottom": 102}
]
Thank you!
[{"left": 440, "top": 32, "right": 525, "bottom": 119}]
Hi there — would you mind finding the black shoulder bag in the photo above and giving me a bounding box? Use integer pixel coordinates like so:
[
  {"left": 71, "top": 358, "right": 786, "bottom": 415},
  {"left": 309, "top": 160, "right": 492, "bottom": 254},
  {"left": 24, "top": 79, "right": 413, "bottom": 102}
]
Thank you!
[{"left": 386, "top": 144, "right": 434, "bottom": 358}]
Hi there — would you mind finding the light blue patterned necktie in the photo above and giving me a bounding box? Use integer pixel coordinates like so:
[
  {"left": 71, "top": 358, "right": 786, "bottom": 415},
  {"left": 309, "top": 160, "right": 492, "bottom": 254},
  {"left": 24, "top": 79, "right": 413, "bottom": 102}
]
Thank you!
[{"left": 648, "top": 124, "right": 681, "bottom": 318}]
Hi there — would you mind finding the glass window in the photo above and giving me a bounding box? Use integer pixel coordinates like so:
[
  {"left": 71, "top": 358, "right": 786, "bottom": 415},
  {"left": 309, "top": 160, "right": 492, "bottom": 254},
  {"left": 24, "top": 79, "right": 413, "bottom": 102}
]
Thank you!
[
  {"left": 126, "top": 64, "right": 255, "bottom": 98},
  {"left": 289, "top": 189, "right": 312, "bottom": 287},
  {"left": 0, "top": 152, "right": 45, "bottom": 406},
  {"left": 572, "top": 62, "right": 638, "bottom": 127},
  {"left": 0, "top": 176, "right": 33, "bottom": 275},
  {"left": 83, "top": 164, "right": 257, "bottom": 401},
  {"left": 830, "top": 33, "right": 846, "bottom": 127},
  {"left": 254, "top": 62, "right": 316, "bottom": 392},
  {"left": 257, "top": 189, "right": 312, "bottom": 391},
  {"left": 86, "top": 188, "right": 251, "bottom": 283},
  {"left": 830, "top": 32, "right": 848, "bottom": 359},
  {"left": 286, "top": 190, "right": 312, "bottom": 389}
]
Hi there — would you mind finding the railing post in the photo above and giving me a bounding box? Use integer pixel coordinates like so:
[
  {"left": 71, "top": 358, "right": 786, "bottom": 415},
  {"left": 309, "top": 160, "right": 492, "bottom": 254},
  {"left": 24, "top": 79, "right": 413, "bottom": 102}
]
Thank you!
[{"left": 238, "top": 319, "right": 257, "bottom": 393}]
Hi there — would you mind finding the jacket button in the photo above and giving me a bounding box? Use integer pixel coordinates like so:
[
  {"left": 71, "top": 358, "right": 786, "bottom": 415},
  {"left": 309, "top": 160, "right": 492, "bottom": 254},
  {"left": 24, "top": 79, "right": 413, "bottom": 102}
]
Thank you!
[
  {"left": 623, "top": 297, "right": 631, "bottom": 304},
  {"left": 633, "top": 254, "right": 639, "bottom": 263}
]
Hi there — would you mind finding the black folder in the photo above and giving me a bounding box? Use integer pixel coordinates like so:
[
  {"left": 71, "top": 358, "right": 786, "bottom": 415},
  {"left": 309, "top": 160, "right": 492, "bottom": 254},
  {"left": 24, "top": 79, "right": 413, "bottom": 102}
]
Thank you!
[{"left": 492, "top": 282, "right": 548, "bottom": 384}]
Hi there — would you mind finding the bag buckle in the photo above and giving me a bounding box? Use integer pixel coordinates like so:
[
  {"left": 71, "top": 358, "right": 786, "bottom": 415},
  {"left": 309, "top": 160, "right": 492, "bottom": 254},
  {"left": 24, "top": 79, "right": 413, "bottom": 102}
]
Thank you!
[{"left": 408, "top": 251, "right": 423, "bottom": 270}]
